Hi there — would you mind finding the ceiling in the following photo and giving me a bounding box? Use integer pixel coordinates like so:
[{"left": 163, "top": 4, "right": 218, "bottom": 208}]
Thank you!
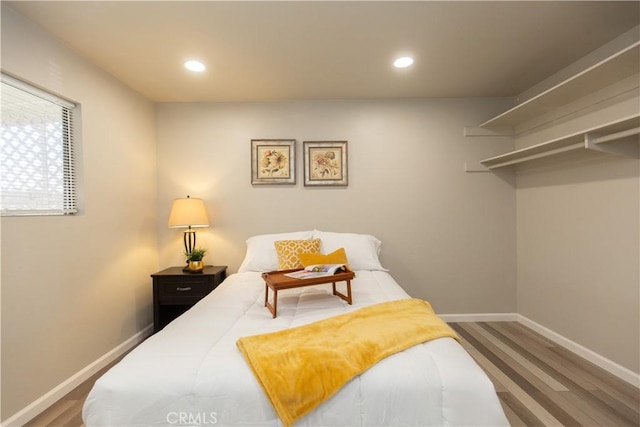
[{"left": 6, "top": 1, "right": 640, "bottom": 103}]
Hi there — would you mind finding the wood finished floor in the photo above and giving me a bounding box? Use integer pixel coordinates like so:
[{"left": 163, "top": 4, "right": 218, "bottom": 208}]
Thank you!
[
  {"left": 23, "top": 321, "right": 639, "bottom": 427},
  {"left": 449, "top": 322, "right": 639, "bottom": 427}
]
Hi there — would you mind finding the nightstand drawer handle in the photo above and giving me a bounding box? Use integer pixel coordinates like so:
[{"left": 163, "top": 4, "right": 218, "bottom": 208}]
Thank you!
[{"left": 176, "top": 286, "right": 192, "bottom": 291}]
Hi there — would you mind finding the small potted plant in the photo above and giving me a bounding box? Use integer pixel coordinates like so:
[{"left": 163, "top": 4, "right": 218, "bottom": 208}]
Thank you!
[{"left": 185, "top": 247, "right": 207, "bottom": 273}]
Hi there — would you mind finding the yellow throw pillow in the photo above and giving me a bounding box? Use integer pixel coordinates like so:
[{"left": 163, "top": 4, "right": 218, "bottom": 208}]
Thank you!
[
  {"left": 299, "top": 248, "right": 349, "bottom": 268},
  {"left": 274, "top": 239, "right": 321, "bottom": 270}
]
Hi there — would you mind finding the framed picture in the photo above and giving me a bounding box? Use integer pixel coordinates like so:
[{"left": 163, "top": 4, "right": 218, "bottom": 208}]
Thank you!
[
  {"left": 303, "top": 141, "right": 348, "bottom": 186},
  {"left": 251, "top": 139, "right": 296, "bottom": 185}
]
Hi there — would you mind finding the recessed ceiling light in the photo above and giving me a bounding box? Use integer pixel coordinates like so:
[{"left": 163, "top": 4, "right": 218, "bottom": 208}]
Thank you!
[
  {"left": 393, "top": 56, "right": 414, "bottom": 69},
  {"left": 184, "top": 60, "right": 206, "bottom": 72}
]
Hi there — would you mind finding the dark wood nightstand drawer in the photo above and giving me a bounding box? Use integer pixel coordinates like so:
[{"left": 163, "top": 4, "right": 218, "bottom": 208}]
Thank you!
[
  {"left": 151, "top": 265, "right": 227, "bottom": 333},
  {"left": 158, "top": 277, "right": 213, "bottom": 300}
]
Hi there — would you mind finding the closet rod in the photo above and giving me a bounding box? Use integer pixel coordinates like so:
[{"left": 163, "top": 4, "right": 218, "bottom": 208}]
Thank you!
[
  {"left": 487, "top": 142, "right": 584, "bottom": 169},
  {"left": 591, "top": 127, "right": 640, "bottom": 144}
]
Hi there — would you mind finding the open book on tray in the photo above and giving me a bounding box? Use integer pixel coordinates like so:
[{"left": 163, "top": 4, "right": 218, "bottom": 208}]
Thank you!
[{"left": 285, "top": 264, "right": 349, "bottom": 279}]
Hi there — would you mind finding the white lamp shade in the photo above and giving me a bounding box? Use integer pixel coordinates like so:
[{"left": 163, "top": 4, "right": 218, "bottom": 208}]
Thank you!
[{"left": 167, "top": 197, "right": 210, "bottom": 228}]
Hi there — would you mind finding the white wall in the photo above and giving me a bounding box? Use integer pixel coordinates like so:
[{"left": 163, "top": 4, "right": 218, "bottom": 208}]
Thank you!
[
  {"left": 1, "top": 5, "right": 158, "bottom": 420},
  {"left": 517, "top": 153, "right": 639, "bottom": 373},
  {"left": 156, "top": 98, "right": 517, "bottom": 314},
  {"left": 514, "top": 73, "right": 640, "bottom": 373}
]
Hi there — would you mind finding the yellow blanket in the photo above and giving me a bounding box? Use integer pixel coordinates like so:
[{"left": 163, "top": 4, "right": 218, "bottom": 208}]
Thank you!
[{"left": 236, "top": 298, "right": 459, "bottom": 426}]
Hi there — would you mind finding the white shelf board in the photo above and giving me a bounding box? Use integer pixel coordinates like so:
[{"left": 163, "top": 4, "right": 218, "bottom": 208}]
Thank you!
[
  {"left": 480, "top": 115, "right": 640, "bottom": 169},
  {"left": 480, "top": 43, "right": 640, "bottom": 131}
]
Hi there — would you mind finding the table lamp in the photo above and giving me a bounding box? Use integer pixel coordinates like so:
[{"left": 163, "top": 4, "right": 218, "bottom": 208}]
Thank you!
[{"left": 168, "top": 195, "right": 209, "bottom": 269}]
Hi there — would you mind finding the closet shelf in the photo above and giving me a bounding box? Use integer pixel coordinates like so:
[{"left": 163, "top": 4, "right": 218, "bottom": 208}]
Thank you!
[
  {"left": 480, "top": 43, "right": 640, "bottom": 132},
  {"left": 480, "top": 115, "right": 640, "bottom": 169}
]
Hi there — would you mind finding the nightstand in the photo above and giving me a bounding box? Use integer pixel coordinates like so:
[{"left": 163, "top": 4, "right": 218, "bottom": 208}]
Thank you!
[{"left": 151, "top": 265, "right": 227, "bottom": 333}]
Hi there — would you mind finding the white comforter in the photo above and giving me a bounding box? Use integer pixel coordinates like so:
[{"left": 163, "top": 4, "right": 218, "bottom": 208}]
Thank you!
[{"left": 83, "top": 271, "right": 509, "bottom": 426}]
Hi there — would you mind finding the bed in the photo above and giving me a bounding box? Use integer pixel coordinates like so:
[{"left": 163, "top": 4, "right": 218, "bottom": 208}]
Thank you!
[{"left": 83, "top": 230, "right": 509, "bottom": 426}]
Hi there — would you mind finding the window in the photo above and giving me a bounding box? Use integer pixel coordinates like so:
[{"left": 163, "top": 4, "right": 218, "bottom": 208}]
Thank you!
[{"left": 1, "top": 74, "right": 77, "bottom": 216}]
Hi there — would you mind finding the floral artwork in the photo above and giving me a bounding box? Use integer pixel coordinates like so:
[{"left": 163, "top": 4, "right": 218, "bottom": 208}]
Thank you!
[
  {"left": 251, "top": 140, "right": 296, "bottom": 185},
  {"left": 259, "top": 148, "right": 289, "bottom": 178},
  {"left": 304, "top": 141, "right": 348, "bottom": 186},
  {"left": 310, "top": 149, "right": 342, "bottom": 180}
]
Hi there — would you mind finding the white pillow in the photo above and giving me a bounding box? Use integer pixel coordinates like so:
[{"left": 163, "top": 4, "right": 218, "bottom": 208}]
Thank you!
[
  {"left": 238, "top": 231, "right": 314, "bottom": 272},
  {"left": 312, "top": 230, "right": 387, "bottom": 271}
]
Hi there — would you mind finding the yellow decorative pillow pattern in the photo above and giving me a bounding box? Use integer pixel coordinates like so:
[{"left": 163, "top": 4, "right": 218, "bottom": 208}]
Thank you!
[
  {"left": 274, "top": 239, "right": 321, "bottom": 270},
  {"left": 299, "top": 248, "right": 349, "bottom": 268}
]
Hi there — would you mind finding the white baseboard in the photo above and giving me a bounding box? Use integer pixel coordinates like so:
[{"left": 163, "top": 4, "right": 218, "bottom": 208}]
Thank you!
[
  {"left": 440, "top": 312, "right": 518, "bottom": 323},
  {"left": 517, "top": 315, "right": 640, "bottom": 388},
  {"left": 2, "top": 324, "right": 153, "bottom": 427}
]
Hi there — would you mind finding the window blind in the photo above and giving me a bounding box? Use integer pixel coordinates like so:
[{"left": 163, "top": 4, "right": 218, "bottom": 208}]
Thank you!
[{"left": 1, "top": 74, "right": 78, "bottom": 216}]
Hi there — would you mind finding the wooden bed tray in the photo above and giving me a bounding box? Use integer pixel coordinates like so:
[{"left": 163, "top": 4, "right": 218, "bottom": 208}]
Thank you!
[{"left": 261, "top": 269, "right": 355, "bottom": 318}]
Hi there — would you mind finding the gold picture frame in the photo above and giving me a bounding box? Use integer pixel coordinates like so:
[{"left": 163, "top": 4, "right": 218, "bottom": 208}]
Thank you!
[
  {"left": 251, "top": 139, "right": 296, "bottom": 185},
  {"left": 303, "top": 141, "right": 348, "bottom": 186}
]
